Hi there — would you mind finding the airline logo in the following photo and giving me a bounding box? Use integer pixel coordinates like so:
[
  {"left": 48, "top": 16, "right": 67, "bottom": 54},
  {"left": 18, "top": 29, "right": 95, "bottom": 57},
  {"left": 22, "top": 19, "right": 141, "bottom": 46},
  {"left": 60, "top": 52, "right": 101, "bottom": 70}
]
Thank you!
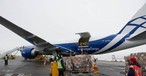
[{"left": 95, "top": 15, "right": 146, "bottom": 53}]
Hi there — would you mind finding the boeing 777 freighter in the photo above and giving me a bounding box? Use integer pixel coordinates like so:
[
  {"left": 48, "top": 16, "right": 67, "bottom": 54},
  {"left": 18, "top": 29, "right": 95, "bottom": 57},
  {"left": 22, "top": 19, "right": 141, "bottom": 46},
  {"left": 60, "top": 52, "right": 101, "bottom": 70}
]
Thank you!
[{"left": 0, "top": 3, "right": 146, "bottom": 59}]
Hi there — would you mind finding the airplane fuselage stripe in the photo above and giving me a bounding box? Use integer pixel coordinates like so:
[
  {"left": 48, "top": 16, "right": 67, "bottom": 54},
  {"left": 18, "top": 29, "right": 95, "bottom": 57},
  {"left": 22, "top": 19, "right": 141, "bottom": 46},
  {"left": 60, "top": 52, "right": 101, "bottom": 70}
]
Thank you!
[
  {"left": 56, "top": 16, "right": 146, "bottom": 54},
  {"left": 105, "top": 27, "right": 139, "bottom": 51},
  {"left": 103, "top": 16, "right": 146, "bottom": 52}
]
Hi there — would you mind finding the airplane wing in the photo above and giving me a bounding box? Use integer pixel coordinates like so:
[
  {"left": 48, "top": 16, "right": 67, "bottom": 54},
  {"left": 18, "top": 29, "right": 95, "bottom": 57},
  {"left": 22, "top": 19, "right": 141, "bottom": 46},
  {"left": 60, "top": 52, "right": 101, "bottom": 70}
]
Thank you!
[
  {"left": 0, "top": 16, "right": 58, "bottom": 52},
  {"left": 127, "top": 31, "right": 146, "bottom": 41}
]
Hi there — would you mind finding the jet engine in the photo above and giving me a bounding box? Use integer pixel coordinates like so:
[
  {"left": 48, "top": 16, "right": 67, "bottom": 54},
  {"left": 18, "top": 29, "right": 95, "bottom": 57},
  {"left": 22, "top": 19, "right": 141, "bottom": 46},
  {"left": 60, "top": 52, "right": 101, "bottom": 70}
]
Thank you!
[{"left": 21, "top": 47, "right": 38, "bottom": 59}]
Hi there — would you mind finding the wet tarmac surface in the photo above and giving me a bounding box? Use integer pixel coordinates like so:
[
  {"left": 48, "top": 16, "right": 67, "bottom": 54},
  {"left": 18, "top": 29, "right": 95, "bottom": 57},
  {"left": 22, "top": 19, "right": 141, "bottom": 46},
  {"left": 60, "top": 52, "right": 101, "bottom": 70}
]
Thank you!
[
  {"left": 97, "top": 61, "right": 125, "bottom": 76},
  {"left": 0, "top": 57, "right": 125, "bottom": 76}
]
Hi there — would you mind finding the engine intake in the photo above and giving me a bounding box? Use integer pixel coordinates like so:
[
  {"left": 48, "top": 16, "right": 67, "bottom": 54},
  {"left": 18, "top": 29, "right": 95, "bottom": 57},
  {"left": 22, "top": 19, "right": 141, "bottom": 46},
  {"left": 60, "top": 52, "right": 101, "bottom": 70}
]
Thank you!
[{"left": 21, "top": 47, "right": 37, "bottom": 59}]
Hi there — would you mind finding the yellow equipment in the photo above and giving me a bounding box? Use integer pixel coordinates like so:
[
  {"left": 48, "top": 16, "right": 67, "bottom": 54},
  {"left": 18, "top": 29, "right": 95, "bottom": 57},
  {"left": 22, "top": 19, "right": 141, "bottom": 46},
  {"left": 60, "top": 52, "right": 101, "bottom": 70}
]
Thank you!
[{"left": 92, "top": 64, "right": 99, "bottom": 74}]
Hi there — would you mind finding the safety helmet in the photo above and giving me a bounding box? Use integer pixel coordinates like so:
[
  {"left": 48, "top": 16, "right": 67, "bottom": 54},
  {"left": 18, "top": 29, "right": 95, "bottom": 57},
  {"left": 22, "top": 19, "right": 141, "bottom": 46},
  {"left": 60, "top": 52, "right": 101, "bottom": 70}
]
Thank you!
[{"left": 130, "top": 57, "right": 137, "bottom": 62}]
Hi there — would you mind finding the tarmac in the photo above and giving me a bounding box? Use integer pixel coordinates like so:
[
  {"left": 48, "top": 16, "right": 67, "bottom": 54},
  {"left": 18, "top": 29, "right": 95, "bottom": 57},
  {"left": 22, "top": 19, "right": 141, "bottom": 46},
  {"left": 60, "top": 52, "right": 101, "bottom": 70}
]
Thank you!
[{"left": 0, "top": 57, "right": 125, "bottom": 76}]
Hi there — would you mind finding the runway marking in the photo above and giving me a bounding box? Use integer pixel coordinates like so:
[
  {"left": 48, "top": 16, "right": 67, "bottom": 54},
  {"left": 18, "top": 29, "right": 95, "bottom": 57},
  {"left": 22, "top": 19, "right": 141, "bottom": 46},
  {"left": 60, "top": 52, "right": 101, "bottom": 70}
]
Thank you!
[
  {"left": 0, "top": 73, "right": 31, "bottom": 76},
  {"left": 17, "top": 73, "right": 24, "bottom": 76},
  {"left": 5, "top": 74, "right": 13, "bottom": 76},
  {"left": 2, "top": 70, "right": 13, "bottom": 72}
]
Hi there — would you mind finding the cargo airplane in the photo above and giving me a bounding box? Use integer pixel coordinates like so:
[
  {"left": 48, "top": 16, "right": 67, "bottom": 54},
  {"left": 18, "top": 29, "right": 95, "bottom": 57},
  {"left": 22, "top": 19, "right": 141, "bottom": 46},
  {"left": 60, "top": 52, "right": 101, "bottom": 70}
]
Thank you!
[{"left": 0, "top": 3, "right": 146, "bottom": 59}]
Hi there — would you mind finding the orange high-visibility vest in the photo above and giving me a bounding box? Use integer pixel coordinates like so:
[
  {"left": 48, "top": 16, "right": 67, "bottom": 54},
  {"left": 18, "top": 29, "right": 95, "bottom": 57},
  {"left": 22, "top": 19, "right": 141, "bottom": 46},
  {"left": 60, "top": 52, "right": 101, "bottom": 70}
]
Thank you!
[{"left": 129, "top": 65, "right": 142, "bottom": 76}]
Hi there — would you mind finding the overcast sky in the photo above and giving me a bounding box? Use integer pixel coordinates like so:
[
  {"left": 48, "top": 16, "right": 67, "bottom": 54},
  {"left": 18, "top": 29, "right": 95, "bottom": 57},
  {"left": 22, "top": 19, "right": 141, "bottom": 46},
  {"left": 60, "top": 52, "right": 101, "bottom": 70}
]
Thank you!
[{"left": 0, "top": 0, "right": 146, "bottom": 60}]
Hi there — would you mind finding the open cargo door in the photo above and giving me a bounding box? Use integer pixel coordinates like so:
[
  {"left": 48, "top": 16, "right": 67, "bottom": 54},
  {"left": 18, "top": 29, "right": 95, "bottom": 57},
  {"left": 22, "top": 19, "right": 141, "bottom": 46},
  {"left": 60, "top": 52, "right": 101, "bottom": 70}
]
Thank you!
[{"left": 76, "top": 32, "right": 91, "bottom": 47}]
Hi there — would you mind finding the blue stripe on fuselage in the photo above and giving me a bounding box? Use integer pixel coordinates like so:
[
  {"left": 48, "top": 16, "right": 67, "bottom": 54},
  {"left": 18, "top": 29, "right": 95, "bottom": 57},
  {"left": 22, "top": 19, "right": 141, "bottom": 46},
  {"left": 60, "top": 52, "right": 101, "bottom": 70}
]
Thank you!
[
  {"left": 118, "top": 16, "right": 145, "bottom": 34},
  {"left": 56, "top": 16, "right": 146, "bottom": 54},
  {"left": 104, "top": 16, "right": 146, "bottom": 52},
  {"left": 86, "top": 35, "right": 116, "bottom": 54},
  {"left": 56, "top": 35, "right": 116, "bottom": 54}
]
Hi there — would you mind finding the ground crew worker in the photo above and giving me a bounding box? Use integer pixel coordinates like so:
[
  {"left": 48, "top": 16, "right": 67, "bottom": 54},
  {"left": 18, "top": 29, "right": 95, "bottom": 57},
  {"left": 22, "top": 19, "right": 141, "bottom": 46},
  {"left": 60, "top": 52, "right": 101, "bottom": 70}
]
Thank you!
[
  {"left": 57, "top": 56, "right": 65, "bottom": 76},
  {"left": 127, "top": 57, "right": 142, "bottom": 76},
  {"left": 4, "top": 54, "right": 9, "bottom": 65},
  {"left": 50, "top": 57, "right": 59, "bottom": 76}
]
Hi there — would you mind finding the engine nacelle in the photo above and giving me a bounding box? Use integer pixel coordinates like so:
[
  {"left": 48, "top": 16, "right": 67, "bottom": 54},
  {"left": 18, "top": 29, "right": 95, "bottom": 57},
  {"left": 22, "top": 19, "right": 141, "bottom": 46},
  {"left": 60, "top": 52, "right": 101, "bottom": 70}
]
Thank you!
[{"left": 21, "top": 47, "right": 37, "bottom": 59}]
